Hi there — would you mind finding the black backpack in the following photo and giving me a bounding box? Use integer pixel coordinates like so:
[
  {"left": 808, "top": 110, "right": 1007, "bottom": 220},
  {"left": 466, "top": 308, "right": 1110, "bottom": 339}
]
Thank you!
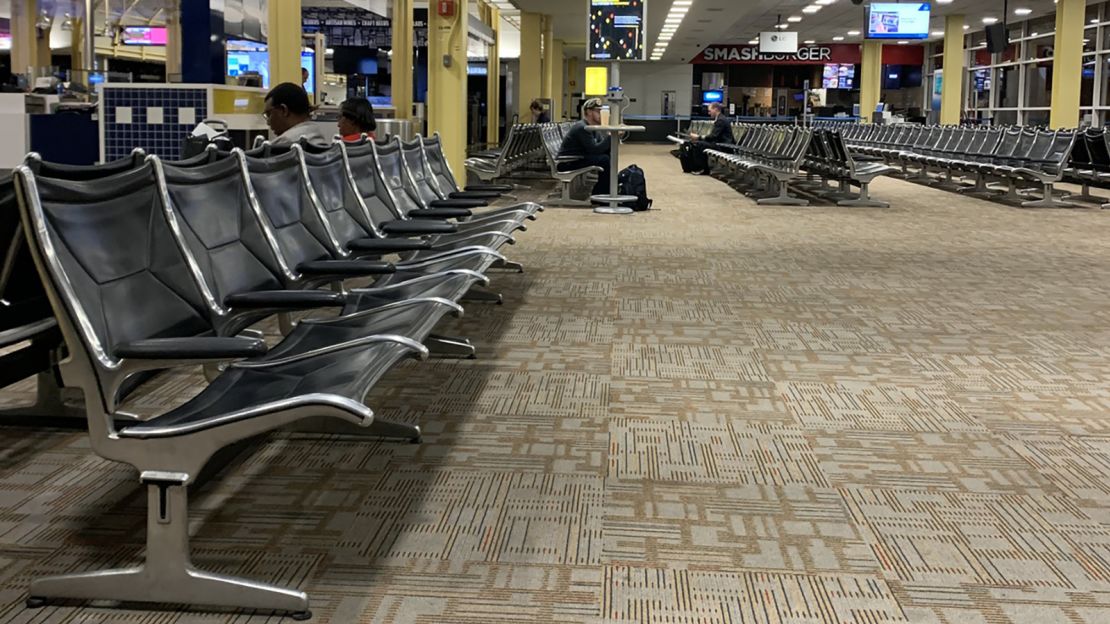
[{"left": 617, "top": 165, "right": 653, "bottom": 211}]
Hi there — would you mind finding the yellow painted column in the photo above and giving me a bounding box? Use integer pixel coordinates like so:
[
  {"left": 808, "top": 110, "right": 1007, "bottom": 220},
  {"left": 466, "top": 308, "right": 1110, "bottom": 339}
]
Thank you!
[
  {"left": 11, "top": 0, "right": 42, "bottom": 80},
  {"left": 71, "top": 19, "right": 85, "bottom": 82},
  {"left": 429, "top": 0, "right": 470, "bottom": 176},
  {"left": 859, "top": 40, "right": 883, "bottom": 123},
  {"left": 567, "top": 55, "right": 580, "bottom": 116},
  {"left": 550, "top": 39, "right": 565, "bottom": 120},
  {"left": 486, "top": 4, "right": 502, "bottom": 146},
  {"left": 542, "top": 16, "right": 554, "bottom": 100},
  {"left": 941, "top": 14, "right": 965, "bottom": 125},
  {"left": 1051, "top": 0, "right": 1085, "bottom": 129},
  {"left": 518, "top": 12, "right": 542, "bottom": 120},
  {"left": 392, "top": 0, "right": 414, "bottom": 120},
  {"left": 267, "top": 0, "right": 302, "bottom": 87}
]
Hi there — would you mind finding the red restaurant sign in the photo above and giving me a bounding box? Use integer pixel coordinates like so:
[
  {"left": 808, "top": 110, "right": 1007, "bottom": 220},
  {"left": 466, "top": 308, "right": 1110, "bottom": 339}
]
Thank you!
[{"left": 693, "top": 44, "right": 924, "bottom": 65}]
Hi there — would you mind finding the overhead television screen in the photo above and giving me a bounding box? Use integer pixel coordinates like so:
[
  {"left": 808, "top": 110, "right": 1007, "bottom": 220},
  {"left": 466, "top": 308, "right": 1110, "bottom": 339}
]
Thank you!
[
  {"left": 702, "top": 90, "right": 724, "bottom": 104},
  {"left": 227, "top": 39, "right": 269, "bottom": 87},
  {"left": 867, "top": 3, "right": 931, "bottom": 40},
  {"left": 122, "top": 26, "right": 167, "bottom": 46},
  {"left": 588, "top": 0, "right": 646, "bottom": 61}
]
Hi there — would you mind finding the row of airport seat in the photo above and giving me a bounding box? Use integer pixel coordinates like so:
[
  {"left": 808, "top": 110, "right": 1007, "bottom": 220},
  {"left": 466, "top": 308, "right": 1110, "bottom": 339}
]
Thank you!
[
  {"left": 834, "top": 124, "right": 1077, "bottom": 208},
  {"left": 540, "top": 122, "right": 604, "bottom": 207},
  {"left": 0, "top": 133, "right": 543, "bottom": 619},
  {"left": 465, "top": 122, "right": 547, "bottom": 185},
  {"left": 702, "top": 125, "right": 896, "bottom": 207}
]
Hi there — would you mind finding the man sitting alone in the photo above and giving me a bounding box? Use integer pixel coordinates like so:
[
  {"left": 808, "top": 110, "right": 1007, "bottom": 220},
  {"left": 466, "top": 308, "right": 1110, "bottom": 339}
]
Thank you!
[
  {"left": 557, "top": 98, "right": 611, "bottom": 196},
  {"left": 684, "top": 102, "right": 732, "bottom": 174}
]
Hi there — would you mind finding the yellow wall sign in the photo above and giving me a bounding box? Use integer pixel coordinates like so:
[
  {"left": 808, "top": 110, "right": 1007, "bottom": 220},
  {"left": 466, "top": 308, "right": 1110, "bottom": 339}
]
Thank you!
[{"left": 584, "top": 66, "right": 609, "bottom": 96}]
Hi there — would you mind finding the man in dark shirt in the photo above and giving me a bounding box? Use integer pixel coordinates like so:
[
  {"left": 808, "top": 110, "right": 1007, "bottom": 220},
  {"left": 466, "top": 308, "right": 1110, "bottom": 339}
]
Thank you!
[
  {"left": 531, "top": 100, "right": 551, "bottom": 123},
  {"left": 557, "top": 98, "right": 612, "bottom": 195},
  {"left": 683, "top": 102, "right": 731, "bottom": 174},
  {"left": 689, "top": 102, "right": 732, "bottom": 144}
]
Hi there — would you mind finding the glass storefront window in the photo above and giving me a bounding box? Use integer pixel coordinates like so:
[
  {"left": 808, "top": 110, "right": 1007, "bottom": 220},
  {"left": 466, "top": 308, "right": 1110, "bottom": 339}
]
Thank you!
[
  {"left": 1024, "top": 63, "right": 1053, "bottom": 108},
  {"left": 1083, "top": 55, "right": 1096, "bottom": 107},
  {"left": 994, "top": 110, "right": 1018, "bottom": 125},
  {"left": 1025, "top": 35, "right": 1054, "bottom": 61},
  {"left": 998, "top": 64, "right": 1020, "bottom": 108},
  {"left": 1024, "top": 110, "right": 1050, "bottom": 126}
]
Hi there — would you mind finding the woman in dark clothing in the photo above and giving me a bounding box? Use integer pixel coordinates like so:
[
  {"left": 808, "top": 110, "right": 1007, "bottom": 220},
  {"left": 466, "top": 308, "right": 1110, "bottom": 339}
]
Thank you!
[{"left": 338, "top": 97, "right": 377, "bottom": 142}]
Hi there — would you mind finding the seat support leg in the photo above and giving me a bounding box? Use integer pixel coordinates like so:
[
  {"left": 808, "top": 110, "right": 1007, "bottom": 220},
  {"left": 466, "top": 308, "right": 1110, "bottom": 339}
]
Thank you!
[
  {"left": 1021, "top": 183, "right": 1076, "bottom": 208},
  {"left": 426, "top": 335, "right": 477, "bottom": 359},
  {"left": 27, "top": 479, "right": 311, "bottom": 619},
  {"left": 757, "top": 180, "right": 808, "bottom": 206},
  {"left": 837, "top": 181, "right": 889, "bottom": 208},
  {"left": 0, "top": 371, "right": 86, "bottom": 425},
  {"left": 492, "top": 258, "right": 525, "bottom": 273},
  {"left": 462, "top": 287, "right": 503, "bottom": 305}
]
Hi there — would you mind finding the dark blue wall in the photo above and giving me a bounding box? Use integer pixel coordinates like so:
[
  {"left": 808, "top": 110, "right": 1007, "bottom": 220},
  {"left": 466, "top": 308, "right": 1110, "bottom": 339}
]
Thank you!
[{"left": 181, "top": 1, "right": 227, "bottom": 84}]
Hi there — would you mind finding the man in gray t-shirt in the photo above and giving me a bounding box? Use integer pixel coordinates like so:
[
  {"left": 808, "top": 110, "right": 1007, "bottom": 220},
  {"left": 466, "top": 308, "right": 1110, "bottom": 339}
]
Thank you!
[{"left": 264, "top": 82, "right": 326, "bottom": 147}]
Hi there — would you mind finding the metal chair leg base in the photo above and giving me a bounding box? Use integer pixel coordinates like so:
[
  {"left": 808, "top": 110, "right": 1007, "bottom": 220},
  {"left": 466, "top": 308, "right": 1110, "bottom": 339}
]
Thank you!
[
  {"left": 493, "top": 259, "right": 525, "bottom": 273},
  {"left": 292, "top": 611, "right": 313, "bottom": 621},
  {"left": 26, "top": 483, "right": 310, "bottom": 617},
  {"left": 426, "top": 336, "right": 477, "bottom": 359},
  {"left": 25, "top": 597, "right": 46, "bottom": 609},
  {"left": 462, "top": 288, "right": 503, "bottom": 305}
]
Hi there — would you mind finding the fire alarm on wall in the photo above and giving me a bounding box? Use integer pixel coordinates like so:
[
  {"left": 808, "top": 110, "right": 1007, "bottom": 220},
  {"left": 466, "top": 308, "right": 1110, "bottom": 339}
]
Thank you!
[{"left": 437, "top": 0, "right": 456, "bottom": 16}]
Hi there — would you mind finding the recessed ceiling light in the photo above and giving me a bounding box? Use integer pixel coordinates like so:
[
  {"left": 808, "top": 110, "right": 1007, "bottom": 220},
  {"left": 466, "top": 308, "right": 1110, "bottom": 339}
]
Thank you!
[
  {"left": 931, "top": 30, "right": 943, "bottom": 36},
  {"left": 897, "top": 40, "right": 908, "bottom": 44},
  {"left": 803, "top": 39, "right": 816, "bottom": 44},
  {"left": 982, "top": 17, "right": 998, "bottom": 25},
  {"left": 748, "top": 39, "right": 759, "bottom": 44},
  {"left": 847, "top": 30, "right": 860, "bottom": 36},
  {"left": 816, "top": 0, "right": 836, "bottom": 5},
  {"left": 802, "top": 6, "right": 821, "bottom": 14},
  {"left": 1014, "top": 8, "right": 1032, "bottom": 15},
  {"left": 787, "top": 16, "right": 803, "bottom": 23},
  {"left": 832, "top": 35, "right": 844, "bottom": 41}
]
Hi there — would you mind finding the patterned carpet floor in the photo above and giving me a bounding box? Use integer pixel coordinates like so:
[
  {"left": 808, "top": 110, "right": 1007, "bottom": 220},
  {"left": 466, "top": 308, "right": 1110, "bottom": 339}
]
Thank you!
[{"left": 2, "top": 144, "right": 1110, "bottom": 623}]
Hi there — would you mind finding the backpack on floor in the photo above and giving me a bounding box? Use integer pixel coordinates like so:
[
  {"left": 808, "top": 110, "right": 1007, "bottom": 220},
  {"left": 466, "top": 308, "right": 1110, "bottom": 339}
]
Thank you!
[
  {"left": 678, "top": 141, "right": 708, "bottom": 173},
  {"left": 618, "top": 164, "right": 653, "bottom": 212}
]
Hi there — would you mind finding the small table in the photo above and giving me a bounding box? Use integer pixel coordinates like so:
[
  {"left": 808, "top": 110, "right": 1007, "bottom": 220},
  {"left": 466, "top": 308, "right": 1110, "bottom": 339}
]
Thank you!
[{"left": 585, "top": 124, "right": 646, "bottom": 214}]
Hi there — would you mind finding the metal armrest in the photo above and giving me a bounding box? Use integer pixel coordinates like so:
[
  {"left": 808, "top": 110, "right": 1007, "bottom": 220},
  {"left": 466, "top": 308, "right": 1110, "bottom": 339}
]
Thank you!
[
  {"left": 224, "top": 290, "right": 345, "bottom": 310},
  {"left": 347, "top": 237, "right": 434, "bottom": 254},
  {"left": 382, "top": 219, "right": 458, "bottom": 235},
  {"left": 296, "top": 260, "right": 396, "bottom": 277},
  {"left": 429, "top": 199, "right": 488, "bottom": 209},
  {"left": 410, "top": 207, "right": 473, "bottom": 219},
  {"left": 115, "top": 336, "right": 267, "bottom": 360}
]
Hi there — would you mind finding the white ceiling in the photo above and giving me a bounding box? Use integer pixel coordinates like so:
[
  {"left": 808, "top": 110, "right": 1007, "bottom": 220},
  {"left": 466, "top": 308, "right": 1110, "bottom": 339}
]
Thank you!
[{"left": 510, "top": 0, "right": 1091, "bottom": 63}]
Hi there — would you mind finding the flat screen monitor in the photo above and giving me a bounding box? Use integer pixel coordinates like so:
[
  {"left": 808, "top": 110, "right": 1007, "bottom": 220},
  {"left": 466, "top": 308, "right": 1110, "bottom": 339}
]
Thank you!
[
  {"left": 702, "top": 90, "right": 724, "bottom": 104},
  {"left": 588, "top": 0, "right": 646, "bottom": 61},
  {"left": 121, "top": 26, "right": 167, "bottom": 46},
  {"left": 227, "top": 40, "right": 269, "bottom": 88},
  {"left": 822, "top": 64, "right": 855, "bottom": 89},
  {"left": 333, "top": 46, "right": 379, "bottom": 75},
  {"left": 301, "top": 51, "right": 315, "bottom": 95},
  {"left": 866, "top": 3, "right": 931, "bottom": 40}
]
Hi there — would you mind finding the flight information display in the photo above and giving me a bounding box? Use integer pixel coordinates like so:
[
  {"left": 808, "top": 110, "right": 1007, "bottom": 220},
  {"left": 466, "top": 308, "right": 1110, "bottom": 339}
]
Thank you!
[
  {"left": 588, "top": 0, "right": 646, "bottom": 61},
  {"left": 867, "top": 3, "right": 931, "bottom": 39}
]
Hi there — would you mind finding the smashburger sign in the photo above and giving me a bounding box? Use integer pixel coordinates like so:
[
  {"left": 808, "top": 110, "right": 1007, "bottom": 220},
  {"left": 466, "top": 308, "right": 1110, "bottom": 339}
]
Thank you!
[
  {"left": 701, "top": 46, "right": 834, "bottom": 63},
  {"left": 692, "top": 43, "right": 924, "bottom": 65}
]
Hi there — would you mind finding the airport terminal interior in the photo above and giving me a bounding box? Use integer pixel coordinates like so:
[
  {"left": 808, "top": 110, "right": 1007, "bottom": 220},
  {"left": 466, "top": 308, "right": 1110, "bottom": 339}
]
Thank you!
[{"left": 2, "top": 0, "right": 1110, "bottom": 622}]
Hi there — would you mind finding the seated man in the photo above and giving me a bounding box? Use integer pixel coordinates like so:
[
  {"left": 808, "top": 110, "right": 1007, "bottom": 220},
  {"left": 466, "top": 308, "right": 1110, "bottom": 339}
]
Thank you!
[
  {"left": 264, "top": 82, "right": 326, "bottom": 147},
  {"left": 557, "top": 98, "right": 611, "bottom": 196},
  {"left": 683, "top": 102, "right": 732, "bottom": 174}
]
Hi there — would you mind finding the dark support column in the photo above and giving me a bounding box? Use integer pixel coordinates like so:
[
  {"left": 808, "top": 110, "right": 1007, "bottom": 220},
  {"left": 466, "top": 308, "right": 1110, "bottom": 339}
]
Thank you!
[{"left": 181, "top": 1, "right": 226, "bottom": 84}]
